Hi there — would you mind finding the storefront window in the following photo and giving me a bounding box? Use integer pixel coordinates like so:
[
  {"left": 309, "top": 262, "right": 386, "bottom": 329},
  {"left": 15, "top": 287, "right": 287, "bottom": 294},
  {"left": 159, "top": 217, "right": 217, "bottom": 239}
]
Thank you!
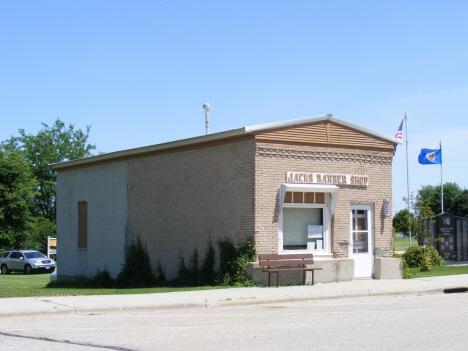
[
  {"left": 281, "top": 191, "right": 328, "bottom": 253},
  {"left": 283, "top": 207, "right": 323, "bottom": 250}
]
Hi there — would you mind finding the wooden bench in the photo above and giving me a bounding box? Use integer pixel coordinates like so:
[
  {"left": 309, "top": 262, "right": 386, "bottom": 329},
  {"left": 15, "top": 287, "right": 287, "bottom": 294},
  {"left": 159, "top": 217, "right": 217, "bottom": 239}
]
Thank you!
[{"left": 259, "top": 253, "right": 322, "bottom": 287}]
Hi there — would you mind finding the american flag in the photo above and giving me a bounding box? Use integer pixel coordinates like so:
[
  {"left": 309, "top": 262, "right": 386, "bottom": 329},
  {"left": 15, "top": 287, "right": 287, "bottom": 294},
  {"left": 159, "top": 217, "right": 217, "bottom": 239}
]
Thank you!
[{"left": 393, "top": 118, "right": 404, "bottom": 156}]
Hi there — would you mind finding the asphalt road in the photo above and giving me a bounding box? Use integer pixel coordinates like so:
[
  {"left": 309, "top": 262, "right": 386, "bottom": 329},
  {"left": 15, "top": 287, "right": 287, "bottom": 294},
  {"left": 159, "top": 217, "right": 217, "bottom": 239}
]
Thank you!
[{"left": 1, "top": 293, "right": 468, "bottom": 350}]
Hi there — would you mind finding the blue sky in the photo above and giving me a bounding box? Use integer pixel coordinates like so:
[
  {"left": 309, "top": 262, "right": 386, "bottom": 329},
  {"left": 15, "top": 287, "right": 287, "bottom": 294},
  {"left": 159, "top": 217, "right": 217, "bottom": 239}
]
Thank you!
[{"left": 1, "top": 1, "right": 467, "bottom": 215}]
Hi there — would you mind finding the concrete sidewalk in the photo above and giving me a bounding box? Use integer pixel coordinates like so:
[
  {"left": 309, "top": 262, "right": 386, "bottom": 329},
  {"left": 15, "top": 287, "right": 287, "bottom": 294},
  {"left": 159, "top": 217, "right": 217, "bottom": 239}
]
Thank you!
[{"left": 1, "top": 274, "right": 468, "bottom": 318}]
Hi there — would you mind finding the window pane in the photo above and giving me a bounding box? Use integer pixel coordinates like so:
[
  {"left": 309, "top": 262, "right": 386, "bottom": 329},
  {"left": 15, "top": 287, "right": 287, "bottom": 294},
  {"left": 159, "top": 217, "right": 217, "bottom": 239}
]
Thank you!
[
  {"left": 304, "top": 192, "right": 314, "bottom": 203},
  {"left": 284, "top": 191, "right": 292, "bottom": 203},
  {"left": 293, "top": 192, "right": 303, "bottom": 203},
  {"left": 353, "top": 232, "right": 368, "bottom": 253},
  {"left": 357, "top": 217, "right": 367, "bottom": 231},
  {"left": 315, "top": 193, "right": 325, "bottom": 203},
  {"left": 283, "top": 208, "right": 323, "bottom": 250}
]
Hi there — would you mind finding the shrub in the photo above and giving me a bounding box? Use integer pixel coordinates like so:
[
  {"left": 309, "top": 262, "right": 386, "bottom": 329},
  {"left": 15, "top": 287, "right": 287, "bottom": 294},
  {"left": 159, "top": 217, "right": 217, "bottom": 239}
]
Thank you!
[
  {"left": 175, "top": 254, "right": 190, "bottom": 287},
  {"left": 217, "top": 239, "right": 237, "bottom": 281},
  {"left": 424, "top": 245, "right": 444, "bottom": 266},
  {"left": 154, "top": 261, "right": 166, "bottom": 286},
  {"left": 200, "top": 241, "right": 216, "bottom": 285},
  {"left": 115, "top": 236, "right": 154, "bottom": 288},
  {"left": 403, "top": 268, "right": 415, "bottom": 279},
  {"left": 217, "top": 237, "right": 256, "bottom": 286},
  {"left": 188, "top": 249, "right": 200, "bottom": 286},
  {"left": 419, "top": 255, "right": 432, "bottom": 272},
  {"left": 89, "top": 269, "right": 114, "bottom": 288},
  {"left": 403, "top": 246, "right": 424, "bottom": 268}
]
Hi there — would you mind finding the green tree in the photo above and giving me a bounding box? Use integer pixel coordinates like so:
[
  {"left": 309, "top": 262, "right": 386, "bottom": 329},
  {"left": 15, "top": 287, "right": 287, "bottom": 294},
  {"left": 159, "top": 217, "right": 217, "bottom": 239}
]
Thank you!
[
  {"left": 3, "top": 119, "right": 95, "bottom": 222},
  {"left": 393, "top": 209, "right": 417, "bottom": 237},
  {"left": 418, "top": 182, "right": 462, "bottom": 215},
  {"left": 451, "top": 190, "right": 468, "bottom": 218},
  {"left": 413, "top": 197, "right": 435, "bottom": 246},
  {"left": 403, "top": 193, "right": 436, "bottom": 245},
  {"left": 0, "top": 148, "right": 38, "bottom": 250},
  {"left": 26, "top": 217, "right": 56, "bottom": 252}
]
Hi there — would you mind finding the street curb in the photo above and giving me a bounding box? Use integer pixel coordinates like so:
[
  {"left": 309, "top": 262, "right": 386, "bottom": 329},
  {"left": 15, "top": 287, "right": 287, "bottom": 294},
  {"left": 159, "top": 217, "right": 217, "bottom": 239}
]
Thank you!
[{"left": 0, "top": 287, "right": 449, "bottom": 319}]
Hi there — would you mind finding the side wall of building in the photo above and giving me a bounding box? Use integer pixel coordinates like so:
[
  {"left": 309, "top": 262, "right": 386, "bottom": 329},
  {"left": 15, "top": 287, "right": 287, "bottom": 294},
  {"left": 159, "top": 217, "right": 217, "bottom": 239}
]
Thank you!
[
  {"left": 56, "top": 162, "right": 129, "bottom": 279},
  {"left": 254, "top": 143, "right": 393, "bottom": 258},
  {"left": 127, "top": 140, "right": 256, "bottom": 279}
]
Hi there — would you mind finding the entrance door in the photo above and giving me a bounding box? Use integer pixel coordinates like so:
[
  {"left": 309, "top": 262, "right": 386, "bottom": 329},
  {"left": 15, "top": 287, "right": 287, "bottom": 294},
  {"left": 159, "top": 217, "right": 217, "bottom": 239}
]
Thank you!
[{"left": 349, "top": 205, "right": 373, "bottom": 278}]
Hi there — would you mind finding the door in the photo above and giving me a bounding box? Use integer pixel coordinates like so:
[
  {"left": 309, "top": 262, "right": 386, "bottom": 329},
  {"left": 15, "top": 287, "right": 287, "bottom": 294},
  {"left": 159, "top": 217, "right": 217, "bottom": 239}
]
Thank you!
[
  {"left": 350, "top": 205, "right": 373, "bottom": 278},
  {"left": 8, "top": 252, "right": 20, "bottom": 270}
]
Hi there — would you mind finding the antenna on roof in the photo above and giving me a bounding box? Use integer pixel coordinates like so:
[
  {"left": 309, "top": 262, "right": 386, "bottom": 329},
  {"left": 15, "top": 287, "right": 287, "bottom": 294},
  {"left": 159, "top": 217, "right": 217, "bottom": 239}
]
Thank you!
[{"left": 203, "top": 103, "right": 210, "bottom": 135}]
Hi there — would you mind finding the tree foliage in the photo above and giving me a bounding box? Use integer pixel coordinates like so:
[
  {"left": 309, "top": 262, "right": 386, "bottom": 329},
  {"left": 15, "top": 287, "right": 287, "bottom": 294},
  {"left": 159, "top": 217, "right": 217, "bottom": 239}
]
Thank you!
[
  {"left": 0, "top": 148, "right": 38, "bottom": 249},
  {"left": 1, "top": 118, "right": 95, "bottom": 251},
  {"left": 418, "top": 182, "right": 462, "bottom": 216},
  {"left": 3, "top": 118, "right": 96, "bottom": 221},
  {"left": 402, "top": 193, "right": 435, "bottom": 246},
  {"left": 450, "top": 190, "right": 468, "bottom": 218},
  {"left": 393, "top": 209, "right": 417, "bottom": 237}
]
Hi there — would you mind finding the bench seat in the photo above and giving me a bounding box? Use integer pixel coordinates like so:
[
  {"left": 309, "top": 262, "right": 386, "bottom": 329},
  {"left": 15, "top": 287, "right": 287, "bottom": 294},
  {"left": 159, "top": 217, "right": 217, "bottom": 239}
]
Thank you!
[{"left": 259, "top": 253, "right": 322, "bottom": 287}]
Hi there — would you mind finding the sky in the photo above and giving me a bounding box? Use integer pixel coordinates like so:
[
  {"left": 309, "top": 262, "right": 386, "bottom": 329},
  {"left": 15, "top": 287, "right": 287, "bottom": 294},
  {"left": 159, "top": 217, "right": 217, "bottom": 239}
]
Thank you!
[{"left": 1, "top": 1, "right": 467, "bottom": 216}]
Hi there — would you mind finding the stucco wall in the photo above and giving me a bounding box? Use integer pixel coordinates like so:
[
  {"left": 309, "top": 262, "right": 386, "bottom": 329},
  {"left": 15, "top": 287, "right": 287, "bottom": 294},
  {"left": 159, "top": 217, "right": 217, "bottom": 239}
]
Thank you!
[
  {"left": 56, "top": 162, "right": 129, "bottom": 279},
  {"left": 254, "top": 143, "right": 394, "bottom": 258},
  {"left": 127, "top": 140, "right": 256, "bottom": 279}
]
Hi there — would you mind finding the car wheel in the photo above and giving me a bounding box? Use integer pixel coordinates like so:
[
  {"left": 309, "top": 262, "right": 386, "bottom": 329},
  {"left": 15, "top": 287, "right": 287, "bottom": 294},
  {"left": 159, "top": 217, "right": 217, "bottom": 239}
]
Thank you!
[
  {"left": 25, "top": 265, "right": 32, "bottom": 275},
  {"left": 1, "top": 265, "right": 8, "bottom": 275}
]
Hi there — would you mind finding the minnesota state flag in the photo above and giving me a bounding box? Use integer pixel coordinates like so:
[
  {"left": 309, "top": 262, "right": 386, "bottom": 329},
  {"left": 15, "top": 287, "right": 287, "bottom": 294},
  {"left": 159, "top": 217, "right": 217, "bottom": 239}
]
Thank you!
[{"left": 418, "top": 148, "right": 442, "bottom": 165}]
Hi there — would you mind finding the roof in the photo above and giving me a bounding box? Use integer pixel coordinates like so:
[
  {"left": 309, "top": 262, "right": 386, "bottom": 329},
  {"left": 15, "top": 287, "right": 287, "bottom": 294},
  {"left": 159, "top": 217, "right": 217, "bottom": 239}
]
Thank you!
[{"left": 50, "top": 114, "right": 402, "bottom": 171}]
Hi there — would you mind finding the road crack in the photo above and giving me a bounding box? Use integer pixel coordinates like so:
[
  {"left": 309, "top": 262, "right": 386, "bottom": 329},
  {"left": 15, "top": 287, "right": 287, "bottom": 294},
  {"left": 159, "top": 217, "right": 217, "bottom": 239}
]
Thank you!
[{"left": 0, "top": 331, "right": 134, "bottom": 350}]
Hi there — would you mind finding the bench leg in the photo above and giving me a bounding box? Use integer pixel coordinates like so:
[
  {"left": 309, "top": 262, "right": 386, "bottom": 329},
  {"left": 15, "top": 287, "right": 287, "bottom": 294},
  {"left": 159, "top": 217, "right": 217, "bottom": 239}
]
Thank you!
[
  {"left": 303, "top": 270, "right": 306, "bottom": 285},
  {"left": 277, "top": 272, "right": 279, "bottom": 288},
  {"left": 311, "top": 270, "right": 315, "bottom": 285},
  {"left": 268, "top": 272, "right": 271, "bottom": 287}
]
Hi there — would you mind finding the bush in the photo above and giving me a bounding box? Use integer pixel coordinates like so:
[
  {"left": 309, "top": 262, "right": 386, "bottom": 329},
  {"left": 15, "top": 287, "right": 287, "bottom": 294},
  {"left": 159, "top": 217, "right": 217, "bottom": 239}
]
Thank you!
[
  {"left": 154, "top": 261, "right": 166, "bottom": 285},
  {"left": 424, "top": 245, "right": 444, "bottom": 266},
  {"left": 403, "top": 246, "right": 425, "bottom": 268},
  {"left": 419, "top": 255, "right": 432, "bottom": 271},
  {"left": 89, "top": 269, "right": 115, "bottom": 288},
  {"left": 174, "top": 237, "right": 257, "bottom": 287},
  {"left": 175, "top": 254, "right": 190, "bottom": 287},
  {"left": 200, "top": 241, "right": 216, "bottom": 285},
  {"left": 217, "top": 237, "right": 256, "bottom": 286},
  {"left": 115, "top": 236, "right": 154, "bottom": 288},
  {"left": 403, "top": 268, "right": 415, "bottom": 279}
]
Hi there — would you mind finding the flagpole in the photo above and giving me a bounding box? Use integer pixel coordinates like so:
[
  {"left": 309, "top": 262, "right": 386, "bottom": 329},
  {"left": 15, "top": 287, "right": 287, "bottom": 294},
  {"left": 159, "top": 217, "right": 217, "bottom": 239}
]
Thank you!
[
  {"left": 440, "top": 140, "right": 444, "bottom": 214},
  {"left": 405, "top": 112, "right": 411, "bottom": 246}
]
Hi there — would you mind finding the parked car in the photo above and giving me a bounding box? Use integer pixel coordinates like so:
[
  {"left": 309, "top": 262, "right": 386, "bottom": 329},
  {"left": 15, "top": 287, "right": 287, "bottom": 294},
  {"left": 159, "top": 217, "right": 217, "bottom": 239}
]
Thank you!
[{"left": 1, "top": 250, "right": 56, "bottom": 275}]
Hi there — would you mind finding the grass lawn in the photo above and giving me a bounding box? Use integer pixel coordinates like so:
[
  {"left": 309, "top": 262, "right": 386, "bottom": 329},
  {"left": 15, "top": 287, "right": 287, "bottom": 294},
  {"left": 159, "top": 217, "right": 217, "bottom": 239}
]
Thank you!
[
  {"left": 408, "top": 265, "right": 468, "bottom": 278},
  {"left": 0, "top": 273, "right": 227, "bottom": 298},
  {"left": 393, "top": 237, "right": 419, "bottom": 251}
]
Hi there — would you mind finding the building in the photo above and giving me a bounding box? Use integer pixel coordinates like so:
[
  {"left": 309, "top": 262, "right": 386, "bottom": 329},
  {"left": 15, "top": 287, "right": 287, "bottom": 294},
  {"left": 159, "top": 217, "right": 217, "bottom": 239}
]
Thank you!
[{"left": 52, "top": 114, "right": 403, "bottom": 282}]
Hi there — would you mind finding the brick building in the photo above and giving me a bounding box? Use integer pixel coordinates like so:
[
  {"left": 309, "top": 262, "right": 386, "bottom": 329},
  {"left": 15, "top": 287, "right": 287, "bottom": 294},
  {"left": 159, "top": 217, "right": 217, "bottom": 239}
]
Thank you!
[{"left": 52, "top": 115, "right": 402, "bottom": 282}]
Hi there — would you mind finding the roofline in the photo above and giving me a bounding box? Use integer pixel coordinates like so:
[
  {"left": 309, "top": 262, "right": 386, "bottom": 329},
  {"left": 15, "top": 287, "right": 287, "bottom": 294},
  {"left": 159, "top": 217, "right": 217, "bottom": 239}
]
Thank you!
[
  {"left": 50, "top": 114, "right": 401, "bottom": 170},
  {"left": 246, "top": 114, "right": 403, "bottom": 145},
  {"left": 50, "top": 127, "right": 247, "bottom": 170}
]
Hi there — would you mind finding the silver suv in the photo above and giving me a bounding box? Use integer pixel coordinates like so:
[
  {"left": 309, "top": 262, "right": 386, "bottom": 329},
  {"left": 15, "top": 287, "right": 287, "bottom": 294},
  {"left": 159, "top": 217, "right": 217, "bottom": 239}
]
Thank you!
[{"left": 1, "top": 250, "right": 56, "bottom": 275}]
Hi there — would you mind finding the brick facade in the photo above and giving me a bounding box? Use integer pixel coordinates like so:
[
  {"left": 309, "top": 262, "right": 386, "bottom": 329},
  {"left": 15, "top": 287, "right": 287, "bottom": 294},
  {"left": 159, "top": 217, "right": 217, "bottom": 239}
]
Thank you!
[
  {"left": 254, "top": 142, "right": 394, "bottom": 258},
  {"left": 54, "top": 115, "right": 397, "bottom": 280},
  {"left": 127, "top": 139, "right": 393, "bottom": 279},
  {"left": 128, "top": 140, "right": 256, "bottom": 279}
]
